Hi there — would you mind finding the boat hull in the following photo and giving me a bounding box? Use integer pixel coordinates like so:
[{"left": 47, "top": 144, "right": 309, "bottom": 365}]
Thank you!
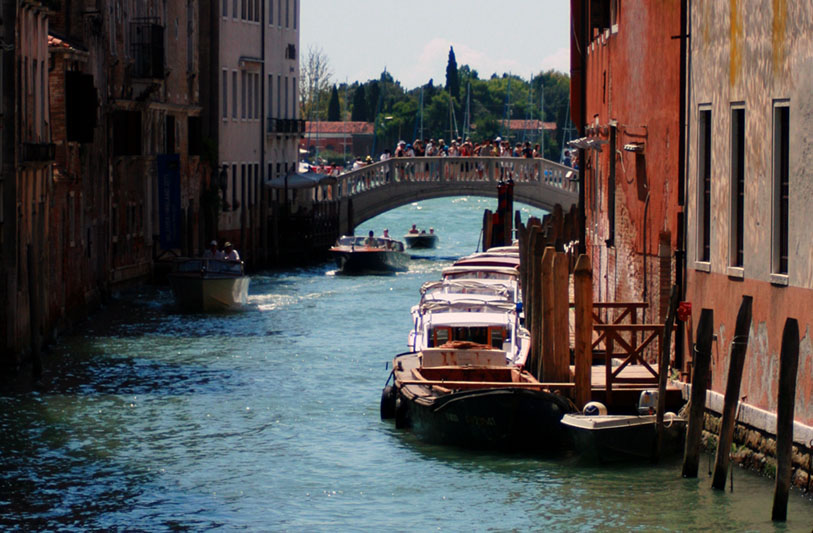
[
  {"left": 401, "top": 386, "right": 574, "bottom": 452},
  {"left": 168, "top": 274, "right": 250, "bottom": 312},
  {"left": 404, "top": 234, "right": 438, "bottom": 249},
  {"left": 561, "top": 414, "right": 686, "bottom": 463},
  {"left": 331, "top": 249, "right": 408, "bottom": 273}
]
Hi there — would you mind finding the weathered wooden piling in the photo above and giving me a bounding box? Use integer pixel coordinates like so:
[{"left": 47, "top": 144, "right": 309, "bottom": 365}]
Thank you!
[
  {"left": 552, "top": 251, "right": 571, "bottom": 383},
  {"left": 525, "top": 224, "right": 541, "bottom": 377},
  {"left": 573, "top": 254, "right": 593, "bottom": 409},
  {"left": 772, "top": 318, "right": 800, "bottom": 522},
  {"left": 655, "top": 285, "right": 679, "bottom": 461},
  {"left": 539, "top": 247, "right": 556, "bottom": 380},
  {"left": 711, "top": 295, "right": 753, "bottom": 490},
  {"left": 682, "top": 308, "right": 714, "bottom": 478},
  {"left": 482, "top": 209, "right": 493, "bottom": 251}
]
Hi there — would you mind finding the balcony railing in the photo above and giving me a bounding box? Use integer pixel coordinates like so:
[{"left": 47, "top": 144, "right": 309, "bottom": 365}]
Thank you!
[{"left": 267, "top": 117, "right": 306, "bottom": 135}]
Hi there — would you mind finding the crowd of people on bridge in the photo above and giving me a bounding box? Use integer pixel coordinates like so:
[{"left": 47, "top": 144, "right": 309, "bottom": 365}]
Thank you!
[{"left": 386, "top": 137, "right": 541, "bottom": 160}]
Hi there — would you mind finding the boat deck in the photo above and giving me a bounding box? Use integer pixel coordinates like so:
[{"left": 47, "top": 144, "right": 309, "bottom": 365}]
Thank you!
[{"left": 576, "top": 364, "right": 684, "bottom": 413}]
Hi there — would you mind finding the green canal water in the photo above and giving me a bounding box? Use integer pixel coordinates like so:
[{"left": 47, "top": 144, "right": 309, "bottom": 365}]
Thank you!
[{"left": 2, "top": 197, "right": 812, "bottom": 532}]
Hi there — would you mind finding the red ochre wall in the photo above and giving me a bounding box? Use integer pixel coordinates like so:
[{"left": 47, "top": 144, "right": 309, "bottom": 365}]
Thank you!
[{"left": 577, "top": 1, "right": 682, "bottom": 321}]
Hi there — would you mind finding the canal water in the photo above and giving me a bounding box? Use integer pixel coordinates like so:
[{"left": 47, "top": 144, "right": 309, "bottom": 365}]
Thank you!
[{"left": 1, "top": 197, "right": 812, "bottom": 532}]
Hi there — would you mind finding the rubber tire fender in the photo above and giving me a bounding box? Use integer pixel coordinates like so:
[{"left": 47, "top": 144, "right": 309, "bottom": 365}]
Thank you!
[{"left": 380, "top": 385, "right": 397, "bottom": 419}]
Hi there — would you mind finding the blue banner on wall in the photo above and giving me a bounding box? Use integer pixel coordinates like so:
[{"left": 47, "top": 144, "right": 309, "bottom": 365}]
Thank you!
[{"left": 157, "top": 154, "right": 181, "bottom": 250}]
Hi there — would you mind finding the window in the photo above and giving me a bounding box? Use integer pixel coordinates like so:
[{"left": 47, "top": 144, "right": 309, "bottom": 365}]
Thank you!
[
  {"left": 241, "top": 71, "right": 247, "bottom": 119},
  {"left": 241, "top": 0, "right": 247, "bottom": 20},
  {"left": 66, "top": 71, "right": 98, "bottom": 143},
  {"left": 248, "top": 0, "right": 253, "bottom": 21},
  {"left": 231, "top": 163, "right": 237, "bottom": 208},
  {"left": 240, "top": 163, "right": 246, "bottom": 209},
  {"left": 112, "top": 110, "right": 142, "bottom": 155},
  {"left": 277, "top": 76, "right": 281, "bottom": 117},
  {"left": 284, "top": 76, "right": 288, "bottom": 118},
  {"left": 269, "top": 0, "right": 273, "bottom": 24},
  {"left": 233, "top": 0, "right": 238, "bottom": 18},
  {"left": 291, "top": 77, "right": 296, "bottom": 119},
  {"left": 232, "top": 70, "right": 238, "bottom": 119},
  {"left": 772, "top": 102, "right": 789, "bottom": 275},
  {"left": 293, "top": 0, "right": 297, "bottom": 29},
  {"left": 697, "top": 107, "right": 712, "bottom": 263},
  {"left": 730, "top": 106, "right": 745, "bottom": 268},
  {"left": 254, "top": 74, "right": 260, "bottom": 119},
  {"left": 247, "top": 72, "right": 253, "bottom": 119},
  {"left": 285, "top": 0, "right": 289, "bottom": 27},
  {"left": 188, "top": 116, "right": 202, "bottom": 155},
  {"left": 165, "top": 114, "right": 175, "bottom": 154},
  {"left": 268, "top": 74, "right": 274, "bottom": 117},
  {"left": 222, "top": 69, "right": 228, "bottom": 118},
  {"left": 278, "top": 0, "right": 282, "bottom": 25},
  {"left": 223, "top": 0, "right": 229, "bottom": 17}
]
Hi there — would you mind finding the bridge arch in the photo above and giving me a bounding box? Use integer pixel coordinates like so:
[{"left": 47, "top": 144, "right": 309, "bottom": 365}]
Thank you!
[{"left": 328, "top": 156, "right": 578, "bottom": 233}]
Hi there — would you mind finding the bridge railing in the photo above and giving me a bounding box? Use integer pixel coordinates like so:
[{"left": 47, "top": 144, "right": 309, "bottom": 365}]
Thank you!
[{"left": 333, "top": 157, "right": 577, "bottom": 199}]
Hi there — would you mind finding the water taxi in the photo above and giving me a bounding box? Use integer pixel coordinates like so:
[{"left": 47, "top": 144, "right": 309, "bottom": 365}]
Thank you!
[
  {"left": 168, "top": 258, "right": 250, "bottom": 312},
  {"left": 329, "top": 234, "right": 409, "bottom": 273}
]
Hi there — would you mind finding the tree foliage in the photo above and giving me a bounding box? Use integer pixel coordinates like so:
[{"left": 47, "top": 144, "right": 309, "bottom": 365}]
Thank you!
[
  {"left": 327, "top": 85, "right": 341, "bottom": 121},
  {"left": 299, "top": 48, "right": 572, "bottom": 161},
  {"left": 445, "top": 47, "right": 460, "bottom": 100},
  {"left": 299, "top": 46, "right": 333, "bottom": 120}
]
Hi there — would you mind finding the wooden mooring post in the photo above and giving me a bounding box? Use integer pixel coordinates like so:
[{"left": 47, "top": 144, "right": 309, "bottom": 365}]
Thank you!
[
  {"left": 573, "top": 254, "right": 592, "bottom": 409},
  {"left": 539, "top": 247, "right": 556, "bottom": 381},
  {"left": 551, "top": 251, "right": 571, "bottom": 383},
  {"left": 682, "top": 308, "right": 714, "bottom": 478},
  {"left": 711, "top": 295, "right": 753, "bottom": 490},
  {"left": 772, "top": 318, "right": 800, "bottom": 522},
  {"left": 655, "top": 285, "right": 679, "bottom": 462}
]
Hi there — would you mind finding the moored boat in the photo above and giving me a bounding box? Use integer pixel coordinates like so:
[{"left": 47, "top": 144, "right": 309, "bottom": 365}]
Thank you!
[
  {"left": 560, "top": 395, "right": 686, "bottom": 463},
  {"left": 330, "top": 234, "right": 409, "bottom": 273},
  {"left": 384, "top": 346, "right": 575, "bottom": 451},
  {"left": 168, "top": 258, "right": 250, "bottom": 312}
]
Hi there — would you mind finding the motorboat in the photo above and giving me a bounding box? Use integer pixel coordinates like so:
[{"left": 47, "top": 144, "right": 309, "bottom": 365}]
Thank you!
[
  {"left": 329, "top": 235, "right": 409, "bottom": 273},
  {"left": 404, "top": 228, "right": 439, "bottom": 249},
  {"left": 407, "top": 296, "right": 529, "bottom": 366},
  {"left": 168, "top": 258, "right": 250, "bottom": 312},
  {"left": 560, "top": 393, "right": 687, "bottom": 463},
  {"left": 382, "top": 346, "right": 575, "bottom": 451}
]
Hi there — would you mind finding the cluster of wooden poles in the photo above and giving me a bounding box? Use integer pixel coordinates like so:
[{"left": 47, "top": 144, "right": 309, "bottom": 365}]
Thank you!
[
  {"left": 682, "top": 297, "right": 801, "bottom": 522},
  {"left": 502, "top": 203, "right": 800, "bottom": 522}
]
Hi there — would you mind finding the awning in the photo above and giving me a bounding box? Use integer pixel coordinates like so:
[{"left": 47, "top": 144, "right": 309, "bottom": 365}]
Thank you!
[{"left": 267, "top": 171, "right": 337, "bottom": 189}]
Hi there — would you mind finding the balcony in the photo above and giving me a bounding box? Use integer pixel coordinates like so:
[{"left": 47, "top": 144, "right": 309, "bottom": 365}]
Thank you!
[
  {"left": 21, "top": 142, "right": 56, "bottom": 163},
  {"left": 267, "top": 118, "right": 306, "bottom": 136}
]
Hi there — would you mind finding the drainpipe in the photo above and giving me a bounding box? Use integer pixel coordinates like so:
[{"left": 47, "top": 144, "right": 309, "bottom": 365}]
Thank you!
[
  {"left": 260, "top": 1, "right": 266, "bottom": 265},
  {"left": 577, "top": 0, "right": 588, "bottom": 255},
  {"left": 675, "top": 0, "right": 691, "bottom": 372}
]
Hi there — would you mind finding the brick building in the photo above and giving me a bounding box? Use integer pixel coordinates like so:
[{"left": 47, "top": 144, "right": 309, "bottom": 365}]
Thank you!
[
  {"left": 569, "top": 0, "right": 683, "bottom": 325},
  {"left": 300, "top": 121, "right": 374, "bottom": 160}
]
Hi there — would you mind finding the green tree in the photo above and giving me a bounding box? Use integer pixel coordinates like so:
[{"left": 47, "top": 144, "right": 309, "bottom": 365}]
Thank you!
[
  {"left": 351, "top": 85, "right": 367, "bottom": 121},
  {"left": 327, "top": 85, "right": 341, "bottom": 121},
  {"left": 445, "top": 46, "right": 460, "bottom": 100},
  {"left": 366, "top": 81, "right": 381, "bottom": 123}
]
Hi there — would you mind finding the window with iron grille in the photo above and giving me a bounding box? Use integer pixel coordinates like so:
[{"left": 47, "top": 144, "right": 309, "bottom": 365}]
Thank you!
[
  {"left": 729, "top": 106, "right": 745, "bottom": 268},
  {"left": 130, "top": 19, "right": 165, "bottom": 79}
]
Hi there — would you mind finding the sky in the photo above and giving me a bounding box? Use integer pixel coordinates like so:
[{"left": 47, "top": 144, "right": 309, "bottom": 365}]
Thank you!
[{"left": 300, "top": 1, "right": 571, "bottom": 90}]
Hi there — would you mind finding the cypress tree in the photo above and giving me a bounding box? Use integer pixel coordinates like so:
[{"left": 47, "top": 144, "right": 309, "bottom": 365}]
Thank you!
[
  {"left": 327, "top": 85, "right": 341, "bottom": 121},
  {"left": 351, "top": 86, "right": 367, "bottom": 121},
  {"left": 445, "top": 46, "right": 460, "bottom": 100},
  {"left": 366, "top": 81, "right": 380, "bottom": 123}
]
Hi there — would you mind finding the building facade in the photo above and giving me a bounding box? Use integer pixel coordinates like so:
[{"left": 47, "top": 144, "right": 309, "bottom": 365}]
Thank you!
[
  {"left": 685, "top": 1, "right": 813, "bottom": 425},
  {"left": 569, "top": 0, "right": 683, "bottom": 324},
  {"left": 200, "top": 0, "right": 302, "bottom": 266}
]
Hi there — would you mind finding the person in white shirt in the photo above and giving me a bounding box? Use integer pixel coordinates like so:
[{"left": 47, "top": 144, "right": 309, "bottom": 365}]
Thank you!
[{"left": 223, "top": 241, "right": 240, "bottom": 261}]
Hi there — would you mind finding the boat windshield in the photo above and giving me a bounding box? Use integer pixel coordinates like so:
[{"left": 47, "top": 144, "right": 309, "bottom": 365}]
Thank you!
[
  {"left": 176, "top": 259, "right": 244, "bottom": 274},
  {"left": 428, "top": 326, "right": 508, "bottom": 349}
]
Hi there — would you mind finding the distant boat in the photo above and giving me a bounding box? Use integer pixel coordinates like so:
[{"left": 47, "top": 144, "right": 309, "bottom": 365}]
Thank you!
[
  {"left": 329, "top": 235, "right": 409, "bottom": 273},
  {"left": 168, "top": 258, "right": 250, "bottom": 312},
  {"left": 404, "top": 229, "right": 438, "bottom": 249}
]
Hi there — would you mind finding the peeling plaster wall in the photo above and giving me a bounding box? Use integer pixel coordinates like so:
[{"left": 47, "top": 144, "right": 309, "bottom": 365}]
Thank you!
[
  {"left": 580, "top": 0, "right": 682, "bottom": 319},
  {"left": 686, "top": 1, "right": 813, "bottom": 425}
]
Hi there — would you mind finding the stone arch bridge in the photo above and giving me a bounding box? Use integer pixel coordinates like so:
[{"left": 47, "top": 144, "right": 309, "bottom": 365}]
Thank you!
[{"left": 310, "top": 156, "right": 578, "bottom": 234}]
